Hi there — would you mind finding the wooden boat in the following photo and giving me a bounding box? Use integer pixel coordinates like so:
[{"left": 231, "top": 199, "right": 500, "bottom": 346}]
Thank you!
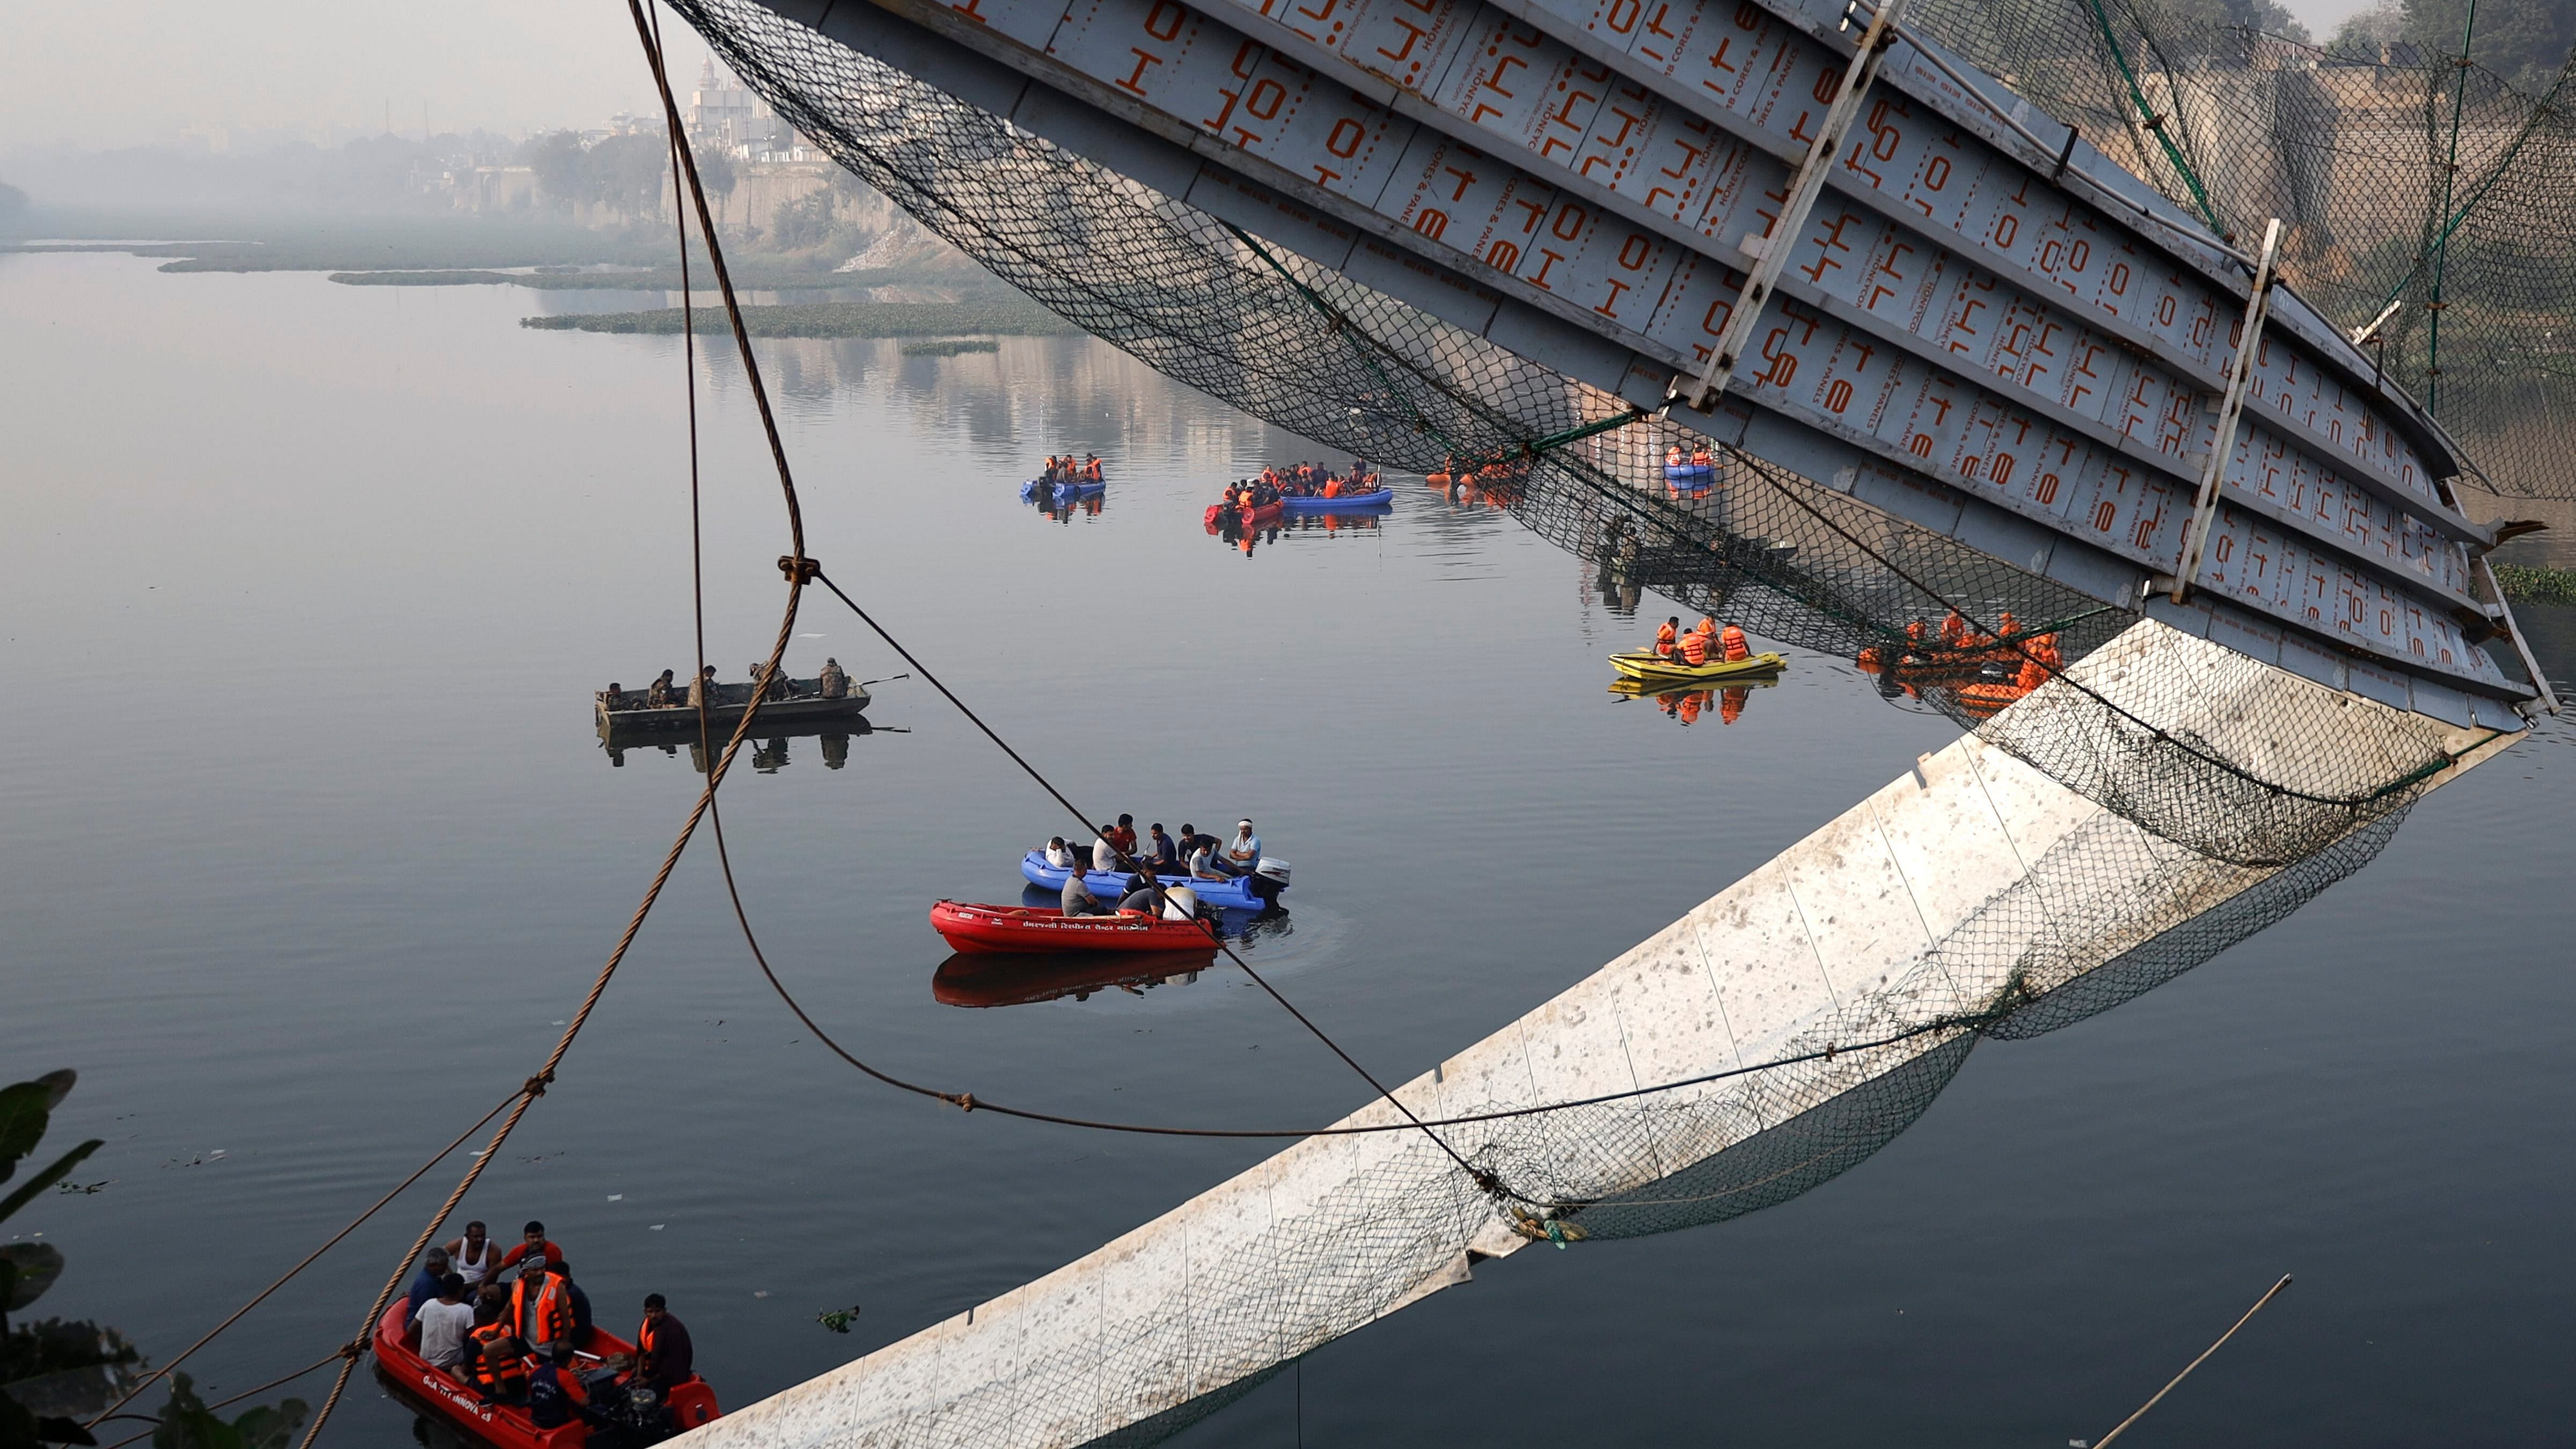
[
  {"left": 594, "top": 678, "right": 868, "bottom": 733},
  {"left": 931, "top": 901, "right": 1224, "bottom": 954},
  {"left": 1606, "top": 649, "right": 1788, "bottom": 686},
  {"left": 371, "top": 1301, "right": 718, "bottom": 1449}
]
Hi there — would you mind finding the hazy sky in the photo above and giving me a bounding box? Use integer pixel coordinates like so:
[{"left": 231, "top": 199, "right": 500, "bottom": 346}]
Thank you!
[
  {"left": 2, "top": 1, "right": 720, "bottom": 150},
  {"left": 4, "top": 0, "right": 2381, "bottom": 152}
]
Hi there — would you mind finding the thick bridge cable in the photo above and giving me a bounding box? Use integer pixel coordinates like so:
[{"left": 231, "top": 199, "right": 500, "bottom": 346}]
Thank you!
[{"left": 286, "top": 5, "right": 815, "bottom": 1444}]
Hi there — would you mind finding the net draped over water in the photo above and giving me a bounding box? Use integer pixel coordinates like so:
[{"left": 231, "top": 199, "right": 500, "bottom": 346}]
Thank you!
[{"left": 662, "top": 0, "right": 2528, "bottom": 1438}]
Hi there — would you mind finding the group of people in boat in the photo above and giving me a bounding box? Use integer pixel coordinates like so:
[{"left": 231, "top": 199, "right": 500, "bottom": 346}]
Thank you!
[
  {"left": 1220, "top": 460, "right": 1379, "bottom": 510},
  {"left": 611, "top": 659, "right": 855, "bottom": 711},
  {"left": 1663, "top": 444, "right": 1716, "bottom": 472},
  {"left": 1039, "top": 452, "right": 1106, "bottom": 485},
  {"left": 401, "top": 1218, "right": 695, "bottom": 1437},
  {"left": 1044, "top": 815, "right": 1267, "bottom": 918},
  {"left": 1652, "top": 615, "right": 1754, "bottom": 667},
  {"left": 1858, "top": 611, "right": 2063, "bottom": 677}
]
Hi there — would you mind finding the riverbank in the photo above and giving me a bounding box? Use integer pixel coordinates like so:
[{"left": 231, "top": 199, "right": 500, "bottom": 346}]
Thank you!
[{"left": 520, "top": 298, "right": 1073, "bottom": 338}]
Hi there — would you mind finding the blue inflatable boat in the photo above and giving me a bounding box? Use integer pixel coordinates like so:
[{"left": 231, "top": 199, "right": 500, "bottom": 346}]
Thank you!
[
  {"left": 1019, "top": 850, "right": 1284, "bottom": 912},
  {"left": 1019, "top": 477, "right": 1106, "bottom": 503},
  {"left": 1663, "top": 463, "right": 1715, "bottom": 493},
  {"left": 1282, "top": 487, "right": 1394, "bottom": 513}
]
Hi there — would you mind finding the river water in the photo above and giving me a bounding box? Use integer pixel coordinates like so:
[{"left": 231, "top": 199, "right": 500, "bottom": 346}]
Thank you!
[{"left": 4, "top": 251, "right": 2571, "bottom": 1448}]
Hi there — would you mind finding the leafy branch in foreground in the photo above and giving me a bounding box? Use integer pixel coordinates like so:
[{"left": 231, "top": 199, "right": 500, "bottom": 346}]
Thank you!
[{"left": 1, "top": 1072, "right": 305, "bottom": 1449}]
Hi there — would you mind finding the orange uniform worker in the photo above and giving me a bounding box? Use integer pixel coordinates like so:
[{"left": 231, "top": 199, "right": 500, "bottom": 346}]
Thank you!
[
  {"left": 1653, "top": 617, "right": 1681, "bottom": 661},
  {"left": 1680, "top": 625, "right": 1711, "bottom": 665},
  {"left": 1939, "top": 610, "right": 1969, "bottom": 648},
  {"left": 1719, "top": 623, "right": 1751, "bottom": 663}
]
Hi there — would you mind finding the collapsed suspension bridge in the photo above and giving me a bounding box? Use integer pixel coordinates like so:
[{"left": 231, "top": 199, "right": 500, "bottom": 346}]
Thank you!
[{"left": 208, "top": 0, "right": 2561, "bottom": 1445}]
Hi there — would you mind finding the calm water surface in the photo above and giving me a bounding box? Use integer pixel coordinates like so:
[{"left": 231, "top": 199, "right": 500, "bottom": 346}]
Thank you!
[{"left": 4, "top": 252, "right": 2571, "bottom": 1447}]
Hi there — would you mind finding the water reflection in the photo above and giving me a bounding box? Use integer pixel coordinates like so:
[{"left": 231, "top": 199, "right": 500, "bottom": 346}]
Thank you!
[
  {"left": 932, "top": 951, "right": 1211, "bottom": 1008},
  {"left": 1205, "top": 509, "right": 1384, "bottom": 556},
  {"left": 1606, "top": 678, "right": 1774, "bottom": 727},
  {"left": 596, "top": 716, "right": 888, "bottom": 771}
]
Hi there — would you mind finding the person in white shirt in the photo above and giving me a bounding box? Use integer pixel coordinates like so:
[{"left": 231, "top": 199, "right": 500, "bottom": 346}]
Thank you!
[
  {"left": 1042, "top": 837, "right": 1076, "bottom": 870},
  {"left": 1092, "top": 829, "right": 1124, "bottom": 875},
  {"left": 1223, "top": 819, "right": 1262, "bottom": 875},
  {"left": 414, "top": 1273, "right": 477, "bottom": 1374}
]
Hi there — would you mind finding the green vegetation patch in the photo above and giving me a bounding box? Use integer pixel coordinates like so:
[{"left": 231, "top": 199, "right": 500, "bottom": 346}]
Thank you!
[
  {"left": 2494, "top": 561, "right": 2576, "bottom": 606},
  {"left": 900, "top": 338, "right": 1002, "bottom": 356},
  {"left": 522, "top": 298, "right": 1075, "bottom": 338}
]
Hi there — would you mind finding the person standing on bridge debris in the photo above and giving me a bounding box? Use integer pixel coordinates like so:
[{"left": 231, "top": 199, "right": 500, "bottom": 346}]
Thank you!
[
  {"left": 646, "top": 669, "right": 677, "bottom": 707},
  {"left": 818, "top": 657, "right": 849, "bottom": 699},
  {"left": 687, "top": 664, "right": 718, "bottom": 711}
]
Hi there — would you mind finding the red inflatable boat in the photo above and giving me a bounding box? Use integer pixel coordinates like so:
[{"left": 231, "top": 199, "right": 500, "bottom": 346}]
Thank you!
[
  {"left": 372, "top": 1301, "right": 718, "bottom": 1449},
  {"left": 931, "top": 901, "right": 1223, "bottom": 954}
]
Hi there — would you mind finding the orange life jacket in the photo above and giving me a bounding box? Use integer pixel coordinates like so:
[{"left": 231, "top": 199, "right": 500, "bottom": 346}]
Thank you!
[
  {"left": 1654, "top": 621, "right": 1679, "bottom": 658},
  {"left": 1690, "top": 447, "right": 1713, "bottom": 467},
  {"left": 1906, "top": 619, "right": 1928, "bottom": 643},
  {"left": 471, "top": 1323, "right": 528, "bottom": 1395},
  {"left": 1665, "top": 445, "right": 1684, "bottom": 466},
  {"left": 1322, "top": 478, "right": 1341, "bottom": 497},
  {"left": 1720, "top": 625, "right": 1750, "bottom": 662},
  {"left": 511, "top": 1275, "right": 574, "bottom": 1347},
  {"left": 1680, "top": 629, "right": 1711, "bottom": 665},
  {"left": 1940, "top": 612, "right": 1968, "bottom": 646},
  {"left": 2016, "top": 657, "right": 2049, "bottom": 691}
]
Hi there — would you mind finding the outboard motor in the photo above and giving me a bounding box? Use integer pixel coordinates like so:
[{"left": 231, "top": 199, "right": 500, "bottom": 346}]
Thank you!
[{"left": 1248, "top": 858, "right": 1291, "bottom": 903}]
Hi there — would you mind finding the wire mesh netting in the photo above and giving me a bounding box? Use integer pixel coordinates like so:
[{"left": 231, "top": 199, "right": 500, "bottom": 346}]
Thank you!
[
  {"left": 650, "top": 4, "right": 2540, "bottom": 1440},
  {"left": 1904, "top": 0, "right": 2576, "bottom": 500}
]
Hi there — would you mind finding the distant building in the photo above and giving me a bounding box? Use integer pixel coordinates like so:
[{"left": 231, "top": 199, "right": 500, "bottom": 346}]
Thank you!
[{"left": 687, "top": 59, "right": 794, "bottom": 156}]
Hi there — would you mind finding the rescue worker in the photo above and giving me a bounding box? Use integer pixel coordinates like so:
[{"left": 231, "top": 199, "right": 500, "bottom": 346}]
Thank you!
[
  {"left": 1719, "top": 622, "right": 1751, "bottom": 663},
  {"left": 1665, "top": 443, "right": 1685, "bottom": 469},
  {"left": 1062, "top": 863, "right": 1109, "bottom": 918},
  {"left": 645, "top": 669, "right": 677, "bottom": 708},
  {"left": 1654, "top": 617, "right": 1680, "bottom": 661},
  {"left": 510, "top": 1256, "right": 575, "bottom": 1356},
  {"left": 633, "top": 1294, "right": 694, "bottom": 1393},
  {"left": 818, "top": 657, "right": 850, "bottom": 699},
  {"left": 1680, "top": 623, "right": 1712, "bottom": 665},
  {"left": 467, "top": 1306, "right": 530, "bottom": 1406},
  {"left": 1084, "top": 452, "right": 1103, "bottom": 481},
  {"left": 1117, "top": 864, "right": 1168, "bottom": 917},
  {"left": 1939, "top": 610, "right": 1969, "bottom": 648},
  {"left": 1690, "top": 444, "right": 1713, "bottom": 469},
  {"left": 445, "top": 1221, "right": 500, "bottom": 1292},
  {"left": 1996, "top": 610, "right": 2019, "bottom": 642}
]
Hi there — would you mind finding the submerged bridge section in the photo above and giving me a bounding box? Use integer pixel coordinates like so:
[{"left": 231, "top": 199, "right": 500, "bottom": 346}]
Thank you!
[
  {"left": 740, "top": 0, "right": 2543, "bottom": 723},
  {"left": 656, "top": 1, "right": 2551, "bottom": 1443},
  {"left": 678, "top": 622, "right": 2516, "bottom": 1449}
]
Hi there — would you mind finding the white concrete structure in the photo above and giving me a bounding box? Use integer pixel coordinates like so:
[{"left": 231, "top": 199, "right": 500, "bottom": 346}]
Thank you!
[{"left": 680, "top": 621, "right": 2520, "bottom": 1449}]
